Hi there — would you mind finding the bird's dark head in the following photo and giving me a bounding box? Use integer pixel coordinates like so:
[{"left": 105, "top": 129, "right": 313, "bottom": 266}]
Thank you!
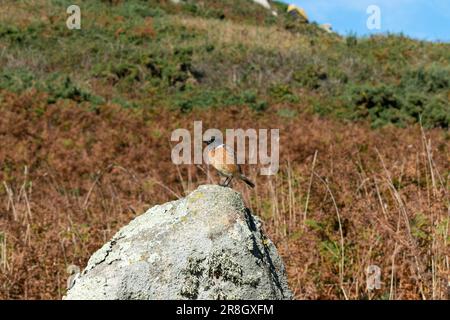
[{"left": 203, "top": 136, "right": 216, "bottom": 146}]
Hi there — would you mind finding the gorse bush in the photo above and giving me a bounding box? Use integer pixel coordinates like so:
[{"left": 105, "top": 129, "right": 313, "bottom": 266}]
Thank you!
[
  {"left": 44, "top": 75, "right": 105, "bottom": 105},
  {"left": 0, "top": 23, "right": 45, "bottom": 45},
  {"left": 293, "top": 64, "right": 328, "bottom": 90},
  {"left": 346, "top": 83, "right": 449, "bottom": 128},
  {"left": 419, "top": 96, "right": 450, "bottom": 128},
  {"left": 0, "top": 69, "right": 36, "bottom": 93},
  {"left": 269, "top": 84, "right": 299, "bottom": 103},
  {"left": 348, "top": 84, "right": 413, "bottom": 128},
  {"left": 401, "top": 64, "right": 450, "bottom": 93},
  {"left": 0, "top": 69, "right": 104, "bottom": 105}
]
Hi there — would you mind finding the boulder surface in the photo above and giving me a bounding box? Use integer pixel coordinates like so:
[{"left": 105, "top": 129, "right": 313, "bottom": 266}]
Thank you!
[{"left": 65, "top": 185, "right": 292, "bottom": 300}]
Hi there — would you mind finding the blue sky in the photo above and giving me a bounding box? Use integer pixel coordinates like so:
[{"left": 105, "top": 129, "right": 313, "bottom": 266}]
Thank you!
[{"left": 288, "top": 0, "right": 450, "bottom": 42}]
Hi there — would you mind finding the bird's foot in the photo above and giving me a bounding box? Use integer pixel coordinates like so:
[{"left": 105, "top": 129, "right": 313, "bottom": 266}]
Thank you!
[{"left": 219, "top": 177, "right": 232, "bottom": 187}]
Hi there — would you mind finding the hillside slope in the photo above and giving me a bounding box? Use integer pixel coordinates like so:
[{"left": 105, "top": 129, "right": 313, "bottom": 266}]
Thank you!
[{"left": 1, "top": 0, "right": 448, "bottom": 127}]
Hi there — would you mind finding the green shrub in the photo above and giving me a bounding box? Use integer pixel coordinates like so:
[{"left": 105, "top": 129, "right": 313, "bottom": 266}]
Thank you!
[
  {"left": 421, "top": 97, "right": 450, "bottom": 128},
  {"left": 346, "top": 83, "right": 449, "bottom": 128},
  {"left": 269, "top": 84, "right": 299, "bottom": 102},
  {"left": 250, "top": 100, "right": 268, "bottom": 112},
  {"left": 346, "top": 33, "right": 358, "bottom": 47},
  {"left": 402, "top": 65, "right": 450, "bottom": 93},
  {"left": 293, "top": 64, "right": 327, "bottom": 90},
  {"left": 0, "top": 69, "right": 36, "bottom": 92},
  {"left": 44, "top": 75, "right": 105, "bottom": 105},
  {"left": 0, "top": 23, "right": 44, "bottom": 44},
  {"left": 348, "top": 84, "right": 410, "bottom": 127},
  {"left": 93, "top": 62, "right": 141, "bottom": 85}
]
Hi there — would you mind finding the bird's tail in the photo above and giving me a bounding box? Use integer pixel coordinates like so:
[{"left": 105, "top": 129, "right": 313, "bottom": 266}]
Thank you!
[{"left": 240, "top": 174, "right": 255, "bottom": 188}]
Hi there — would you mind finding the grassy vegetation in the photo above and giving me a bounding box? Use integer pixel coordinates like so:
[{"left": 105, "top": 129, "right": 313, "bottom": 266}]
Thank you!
[
  {"left": 1, "top": 0, "right": 448, "bottom": 127},
  {"left": 0, "top": 0, "right": 449, "bottom": 300}
]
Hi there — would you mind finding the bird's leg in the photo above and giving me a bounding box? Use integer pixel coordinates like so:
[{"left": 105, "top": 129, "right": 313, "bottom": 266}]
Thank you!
[
  {"left": 220, "top": 176, "right": 231, "bottom": 187},
  {"left": 225, "top": 176, "right": 233, "bottom": 187}
]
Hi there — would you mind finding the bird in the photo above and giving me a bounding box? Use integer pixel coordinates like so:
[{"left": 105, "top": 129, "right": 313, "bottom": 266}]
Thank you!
[{"left": 203, "top": 136, "right": 255, "bottom": 188}]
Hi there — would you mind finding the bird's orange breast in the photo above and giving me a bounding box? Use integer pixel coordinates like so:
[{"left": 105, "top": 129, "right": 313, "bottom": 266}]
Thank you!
[{"left": 208, "top": 145, "right": 239, "bottom": 176}]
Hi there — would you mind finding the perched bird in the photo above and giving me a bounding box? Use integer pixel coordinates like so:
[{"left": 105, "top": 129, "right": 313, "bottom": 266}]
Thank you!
[{"left": 204, "top": 136, "right": 255, "bottom": 188}]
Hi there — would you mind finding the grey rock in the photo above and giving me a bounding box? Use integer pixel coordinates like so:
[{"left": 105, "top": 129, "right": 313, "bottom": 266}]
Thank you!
[
  {"left": 251, "top": 0, "right": 271, "bottom": 10},
  {"left": 64, "top": 185, "right": 292, "bottom": 300}
]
